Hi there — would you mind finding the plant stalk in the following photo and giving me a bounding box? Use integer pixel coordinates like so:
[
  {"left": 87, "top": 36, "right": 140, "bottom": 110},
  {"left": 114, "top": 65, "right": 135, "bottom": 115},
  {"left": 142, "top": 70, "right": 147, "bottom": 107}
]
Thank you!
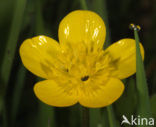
[
  {"left": 82, "top": 107, "right": 90, "bottom": 127},
  {"left": 80, "top": 0, "right": 88, "bottom": 10}
]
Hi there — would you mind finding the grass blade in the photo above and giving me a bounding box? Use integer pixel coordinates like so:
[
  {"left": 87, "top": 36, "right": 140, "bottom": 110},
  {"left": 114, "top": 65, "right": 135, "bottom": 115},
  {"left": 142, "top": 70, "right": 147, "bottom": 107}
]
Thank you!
[
  {"left": 0, "top": 0, "right": 27, "bottom": 89},
  {"left": 36, "top": 102, "right": 56, "bottom": 127},
  {"left": 0, "top": 0, "right": 27, "bottom": 126},
  {"left": 91, "top": 0, "right": 118, "bottom": 126},
  {"left": 11, "top": 65, "right": 26, "bottom": 126},
  {"left": 133, "top": 27, "right": 151, "bottom": 117},
  {"left": 69, "top": 105, "right": 81, "bottom": 127},
  {"left": 34, "top": 0, "right": 56, "bottom": 126},
  {"left": 107, "top": 105, "right": 120, "bottom": 127},
  {"left": 90, "top": 108, "right": 102, "bottom": 127},
  {"left": 35, "top": 0, "right": 45, "bottom": 35},
  {"left": 91, "top": 0, "right": 111, "bottom": 48},
  {"left": 80, "top": 0, "right": 88, "bottom": 10}
]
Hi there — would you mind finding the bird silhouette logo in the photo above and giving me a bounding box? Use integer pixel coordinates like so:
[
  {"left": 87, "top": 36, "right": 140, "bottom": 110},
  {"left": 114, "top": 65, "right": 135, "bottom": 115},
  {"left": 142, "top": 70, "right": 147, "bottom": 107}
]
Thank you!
[{"left": 121, "top": 115, "right": 131, "bottom": 125}]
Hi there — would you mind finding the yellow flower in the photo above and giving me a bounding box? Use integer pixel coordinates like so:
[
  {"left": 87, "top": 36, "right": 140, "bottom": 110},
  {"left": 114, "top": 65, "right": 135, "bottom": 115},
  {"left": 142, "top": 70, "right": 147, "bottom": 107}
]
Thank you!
[{"left": 19, "top": 10, "right": 144, "bottom": 108}]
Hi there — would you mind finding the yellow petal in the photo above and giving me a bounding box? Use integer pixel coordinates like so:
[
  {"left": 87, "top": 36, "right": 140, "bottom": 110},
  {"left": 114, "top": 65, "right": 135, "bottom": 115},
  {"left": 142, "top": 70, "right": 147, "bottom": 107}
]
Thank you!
[
  {"left": 78, "top": 78, "right": 124, "bottom": 108},
  {"left": 19, "top": 35, "right": 62, "bottom": 79},
  {"left": 34, "top": 80, "right": 78, "bottom": 107},
  {"left": 58, "top": 10, "right": 106, "bottom": 52},
  {"left": 105, "top": 38, "right": 144, "bottom": 79}
]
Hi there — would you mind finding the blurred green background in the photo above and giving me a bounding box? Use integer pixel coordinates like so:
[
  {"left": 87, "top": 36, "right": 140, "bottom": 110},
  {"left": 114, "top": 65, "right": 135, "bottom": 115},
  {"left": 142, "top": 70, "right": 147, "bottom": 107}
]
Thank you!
[{"left": 0, "top": 0, "right": 156, "bottom": 127}]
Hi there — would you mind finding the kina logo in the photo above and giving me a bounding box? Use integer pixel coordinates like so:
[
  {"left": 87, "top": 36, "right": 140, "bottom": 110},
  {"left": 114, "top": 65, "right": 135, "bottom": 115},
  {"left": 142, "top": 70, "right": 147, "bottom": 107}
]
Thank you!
[{"left": 121, "top": 115, "right": 155, "bottom": 126}]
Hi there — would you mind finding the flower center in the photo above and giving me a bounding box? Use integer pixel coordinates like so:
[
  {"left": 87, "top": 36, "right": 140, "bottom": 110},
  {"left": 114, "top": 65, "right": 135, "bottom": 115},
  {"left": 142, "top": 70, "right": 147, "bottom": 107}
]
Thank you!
[{"left": 81, "top": 75, "right": 89, "bottom": 81}]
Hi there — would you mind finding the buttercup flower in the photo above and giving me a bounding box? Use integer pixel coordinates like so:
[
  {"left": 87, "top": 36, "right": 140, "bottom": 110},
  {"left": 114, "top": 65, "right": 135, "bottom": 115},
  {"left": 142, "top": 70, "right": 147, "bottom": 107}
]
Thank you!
[{"left": 20, "top": 10, "right": 144, "bottom": 108}]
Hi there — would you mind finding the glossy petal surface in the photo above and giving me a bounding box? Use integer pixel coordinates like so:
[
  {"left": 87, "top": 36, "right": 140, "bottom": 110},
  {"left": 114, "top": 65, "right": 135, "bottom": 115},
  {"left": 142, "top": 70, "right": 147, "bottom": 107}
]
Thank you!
[
  {"left": 59, "top": 10, "right": 106, "bottom": 52},
  {"left": 19, "top": 35, "right": 62, "bottom": 79},
  {"left": 34, "top": 80, "right": 78, "bottom": 107},
  {"left": 19, "top": 10, "right": 146, "bottom": 108},
  {"left": 78, "top": 78, "right": 124, "bottom": 108},
  {"left": 105, "top": 38, "right": 144, "bottom": 79}
]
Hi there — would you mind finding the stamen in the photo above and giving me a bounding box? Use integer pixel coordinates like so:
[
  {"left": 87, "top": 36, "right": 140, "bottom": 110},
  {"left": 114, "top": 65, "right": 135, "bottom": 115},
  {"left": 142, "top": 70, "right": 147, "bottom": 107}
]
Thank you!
[{"left": 81, "top": 75, "right": 89, "bottom": 81}]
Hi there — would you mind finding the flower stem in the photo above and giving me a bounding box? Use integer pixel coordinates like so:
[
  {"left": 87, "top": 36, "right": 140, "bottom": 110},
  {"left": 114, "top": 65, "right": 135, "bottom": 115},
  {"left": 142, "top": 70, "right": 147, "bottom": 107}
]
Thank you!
[
  {"left": 107, "top": 105, "right": 117, "bottom": 127},
  {"left": 82, "top": 107, "right": 90, "bottom": 127},
  {"left": 91, "top": 0, "right": 111, "bottom": 48},
  {"left": 80, "top": 0, "right": 88, "bottom": 10}
]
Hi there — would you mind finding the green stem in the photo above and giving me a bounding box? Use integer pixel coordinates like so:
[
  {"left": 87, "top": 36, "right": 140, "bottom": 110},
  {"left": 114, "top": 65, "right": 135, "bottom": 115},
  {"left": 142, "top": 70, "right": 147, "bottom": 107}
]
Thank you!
[
  {"left": 80, "top": 0, "right": 88, "bottom": 10},
  {"left": 37, "top": 102, "right": 56, "bottom": 127},
  {"left": 90, "top": 108, "right": 102, "bottom": 127},
  {"left": 91, "top": 0, "right": 111, "bottom": 48},
  {"left": 92, "top": 0, "right": 117, "bottom": 126},
  {"left": 107, "top": 105, "right": 116, "bottom": 127},
  {"left": 134, "top": 28, "right": 151, "bottom": 118},
  {"left": 82, "top": 107, "right": 90, "bottom": 127}
]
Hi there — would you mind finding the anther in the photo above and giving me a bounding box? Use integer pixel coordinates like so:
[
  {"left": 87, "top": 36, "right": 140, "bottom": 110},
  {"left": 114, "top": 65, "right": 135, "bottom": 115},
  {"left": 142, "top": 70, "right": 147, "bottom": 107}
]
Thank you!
[{"left": 129, "top": 23, "right": 141, "bottom": 31}]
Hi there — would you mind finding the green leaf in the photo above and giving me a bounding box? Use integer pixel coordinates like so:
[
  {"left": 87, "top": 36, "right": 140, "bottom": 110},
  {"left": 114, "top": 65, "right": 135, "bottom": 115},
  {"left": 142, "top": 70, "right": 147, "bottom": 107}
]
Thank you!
[
  {"left": 0, "top": 0, "right": 27, "bottom": 126},
  {"left": 134, "top": 29, "right": 151, "bottom": 118},
  {"left": 150, "top": 94, "right": 156, "bottom": 120},
  {"left": 0, "top": 0, "right": 27, "bottom": 89},
  {"left": 107, "top": 105, "right": 120, "bottom": 127},
  {"left": 11, "top": 65, "right": 26, "bottom": 126}
]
